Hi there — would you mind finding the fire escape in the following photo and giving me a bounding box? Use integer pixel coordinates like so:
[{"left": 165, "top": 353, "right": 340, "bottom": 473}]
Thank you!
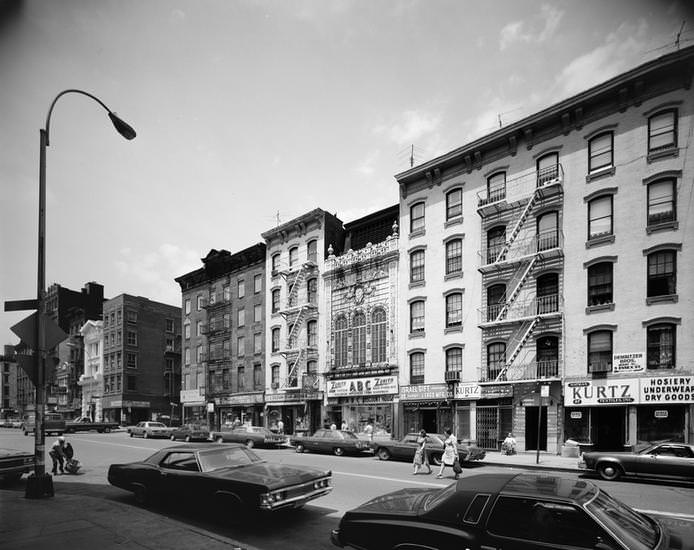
[
  {"left": 279, "top": 261, "right": 318, "bottom": 390},
  {"left": 203, "top": 290, "right": 231, "bottom": 395},
  {"left": 477, "top": 163, "right": 565, "bottom": 383}
]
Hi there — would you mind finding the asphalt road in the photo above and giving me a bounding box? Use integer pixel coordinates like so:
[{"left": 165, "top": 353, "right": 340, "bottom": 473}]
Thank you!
[{"left": 4, "top": 429, "right": 694, "bottom": 550}]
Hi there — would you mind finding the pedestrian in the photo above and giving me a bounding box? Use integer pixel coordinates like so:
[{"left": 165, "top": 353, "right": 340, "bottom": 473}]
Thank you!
[
  {"left": 502, "top": 432, "right": 517, "bottom": 455},
  {"left": 277, "top": 418, "right": 284, "bottom": 435},
  {"left": 64, "top": 441, "right": 81, "bottom": 474},
  {"left": 49, "top": 436, "right": 66, "bottom": 475},
  {"left": 364, "top": 420, "right": 373, "bottom": 441},
  {"left": 436, "top": 428, "right": 461, "bottom": 480},
  {"left": 340, "top": 420, "right": 348, "bottom": 431},
  {"left": 330, "top": 421, "right": 337, "bottom": 430},
  {"left": 413, "top": 429, "right": 432, "bottom": 475}
]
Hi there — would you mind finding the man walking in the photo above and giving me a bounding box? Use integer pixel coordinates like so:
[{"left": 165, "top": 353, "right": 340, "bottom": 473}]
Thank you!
[{"left": 49, "top": 436, "right": 67, "bottom": 475}]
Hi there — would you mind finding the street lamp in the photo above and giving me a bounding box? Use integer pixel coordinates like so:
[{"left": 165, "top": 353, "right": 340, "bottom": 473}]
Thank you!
[{"left": 29, "top": 89, "right": 135, "bottom": 499}]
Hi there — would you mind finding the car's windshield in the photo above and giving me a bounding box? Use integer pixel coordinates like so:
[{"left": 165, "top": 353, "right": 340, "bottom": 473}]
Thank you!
[
  {"left": 586, "top": 489, "right": 659, "bottom": 550},
  {"left": 339, "top": 431, "right": 358, "bottom": 439},
  {"left": 422, "top": 483, "right": 458, "bottom": 512},
  {"left": 197, "top": 446, "right": 263, "bottom": 472}
]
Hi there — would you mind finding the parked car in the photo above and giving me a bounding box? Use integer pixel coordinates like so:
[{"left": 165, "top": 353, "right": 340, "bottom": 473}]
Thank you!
[
  {"left": 331, "top": 472, "right": 694, "bottom": 550},
  {"left": 579, "top": 441, "right": 694, "bottom": 481},
  {"left": 0, "top": 448, "right": 34, "bottom": 485},
  {"left": 209, "top": 425, "right": 286, "bottom": 448},
  {"left": 169, "top": 423, "right": 210, "bottom": 442},
  {"left": 65, "top": 416, "right": 120, "bottom": 433},
  {"left": 23, "top": 413, "right": 65, "bottom": 436},
  {"left": 372, "top": 432, "right": 485, "bottom": 465},
  {"left": 290, "top": 429, "right": 372, "bottom": 456},
  {"left": 107, "top": 443, "right": 332, "bottom": 513},
  {"left": 129, "top": 421, "right": 172, "bottom": 439}
]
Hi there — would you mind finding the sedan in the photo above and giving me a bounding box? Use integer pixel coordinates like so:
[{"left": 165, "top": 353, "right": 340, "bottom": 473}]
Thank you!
[
  {"left": 372, "top": 433, "right": 486, "bottom": 465},
  {"left": 290, "top": 429, "right": 372, "bottom": 456},
  {"left": 129, "top": 421, "right": 172, "bottom": 439},
  {"left": 209, "top": 425, "right": 286, "bottom": 448},
  {"left": 0, "top": 448, "right": 34, "bottom": 485},
  {"left": 331, "top": 472, "right": 694, "bottom": 550},
  {"left": 108, "top": 444, "right": 332, "bottom": 513},
  {"left": 169, "top": 424, "right": 210, "bottom": 442},
  {"left": 580, "top": 441, "right": 694, "bottom": 481}
]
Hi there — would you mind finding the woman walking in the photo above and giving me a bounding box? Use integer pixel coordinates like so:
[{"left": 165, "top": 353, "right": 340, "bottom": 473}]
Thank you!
[
  {"left": 436, "top": 428, "right": 460, "bottom": 479},
  {"left": 412, "top": 430, "right": 432, "bottom": 475}
]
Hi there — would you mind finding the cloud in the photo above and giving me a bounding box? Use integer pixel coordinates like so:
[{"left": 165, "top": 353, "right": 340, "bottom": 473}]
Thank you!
[
  {"left": 355, "top": 150, "right": 380, "bottom": 176},
  {"left": 500, "top": 4, "right": 564, "bottom": 50},
  {"left": 373, "top": 109, "right": 442, "bottom": 146}
]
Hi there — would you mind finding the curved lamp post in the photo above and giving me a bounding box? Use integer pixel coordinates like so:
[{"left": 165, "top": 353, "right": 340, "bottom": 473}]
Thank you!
[{"left": 30, "top": 89, "right": 135, "bottom": 497}]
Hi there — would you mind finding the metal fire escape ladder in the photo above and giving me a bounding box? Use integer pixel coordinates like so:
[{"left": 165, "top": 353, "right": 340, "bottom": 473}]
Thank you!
[
  {"left": 286, "top": 307, "right": 306, "bottom": 346},
  {"left": 495, "top": 317, "right": 540, "bottom": 382},
  {"left": 286, "top": 265, "right": 307, "bottom": 308},
  {"left": 495, "top": 256, "right": 538, "bottom": 322},
  {"left": 494, "top": 191, "right": 539, "bottom": 263},
  {"left": 283, "top": 348, "right": 305, "bottom": 388}
]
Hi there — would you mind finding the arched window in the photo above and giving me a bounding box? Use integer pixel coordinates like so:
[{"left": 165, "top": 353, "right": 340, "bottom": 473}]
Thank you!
[
  {"left": 445, "top": 239, "right": 462, "bottom": 275},
  {"left": 487, "top": 343, "right": 506, "bottom": 381},
  {"left": 371, "top": 309, "right": 387, "bottom": 363},
  {"left": 334, "top": 316, "right": 349, "bottom": 368},
  {"left": 588, "top": 195, "right": 613, "bottom": 239},
  {"left": 588, "top": 132, "right": 613, "bottom": 173},
  {"left": 648, "top": 110, "right": 677, "bottom": 153},
  {"left": 536, "top": 273, "right": 559, "bottom": 314},
  {"left": 410, "top": 352, "right": 424, "bottom": 384},
  {"left": 271, "top": 288, "right": 281, "bottom": 313},
  {"left": 289, "top": 246, "right": 299, "bottom": 268},
  {"left": 410, "top": 301, "right": 425, "bottom": 333},
  {"left": 647, "top": 178, "right": 676, "bottom": 227},
  {"left": 271, "top": 253, "right": 280, "bottom": 272},
  {"left": 410, "top": 202, "right": 425, "bottom": 233},
  {"left": 446, "top": 347, "right": 463, "bottom": 373},
  {"left": 271, "top": 327, "right": 280, "bottom": 353},
  {"left": 307, "top": 240, "right": 318, "bottom": 264},
  {"left": 487, "top": 172, "right": 506, "bottom": 203},
  {"left": 587, "top": 331, "right": 612, "bottom": 372},
  {"left": 536, "top": 335, "right": 558, "bottom": 377},
  {"left": 352, "top": 312, "right": 367, "bottom": 366},
  {"left": 487, "top": 284, "right": 506, "bottom": 322},
  {"left": 307, "top": 278, "right": 317, "bottom": 304},
  {"left": 536, "top": 152, "right": 559, "bottom": 186},
  {"left": 537, "top": 211, "right": 558, "bottom": 251},
  {"left": 587, "top": 263, "right": 613, "bottom": 306},
  {"left": 487, "top": 226, "right": 506, "bottom": 264},
  {"left": 307, "top": 320, "right": 317, "bottom": 347}
]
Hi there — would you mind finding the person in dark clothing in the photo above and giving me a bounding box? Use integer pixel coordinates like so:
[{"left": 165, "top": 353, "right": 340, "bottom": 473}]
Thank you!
[{"left": 49, "top": 436, "right": 66, "bottom": 475}]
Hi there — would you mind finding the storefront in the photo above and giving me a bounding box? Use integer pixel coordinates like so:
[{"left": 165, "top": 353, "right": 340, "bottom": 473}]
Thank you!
[
  {"left": 399, "top": 384, "right": 451, "bottom": 437},
  {"left": 213, "top": 392, "right": 264, "bottom": 430},
  {"left": 326, "top": 375, "right": 397, "bottom": 437},
  {"left": 265, "top": 391, "right": 323, "bottom": 435},
  {"left": 564, "top": 375, "right": 693, "bottom": 451},
  {"left": 100, "top": 396, "right": 151, "bottom": 425},
  {"left": 475, "top": 385, "right": 514, "bottom": 451},
  {"left": 180, "top": 388, "right": 206, "bottom": 425}
]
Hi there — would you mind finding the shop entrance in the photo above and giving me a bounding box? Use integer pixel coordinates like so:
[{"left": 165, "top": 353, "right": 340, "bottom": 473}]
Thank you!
[
  {"left": 525, "top": 406, "right": 547, "bottom": 451},
  {"left": 592, "top": 406, "right": 625, "bottom": 451},
  {"left": 421, "top": 409, "right": 437, "bottom": 434}
]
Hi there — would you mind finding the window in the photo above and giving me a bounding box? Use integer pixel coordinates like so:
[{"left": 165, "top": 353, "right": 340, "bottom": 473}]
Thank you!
[
  {"left": 445, "top": 293, "right": 463, "bottom": 327},
  {"left": 271, "top": 365, "right": 279, "bottom": 387},
  {"left": 536, "top": 273, "right": 559, "bottom": 314},
  {"left": 647, "top": 251, "right": 676, "bottom": 297},
  {"left": 307, "top": 240, "right": 318, "bottom": 264},
  {"left": 271, "top": 288, "right": 280, "bottom": 313},
  {"left": 588, "top": 195, "right": 613, "bottom": 240},
  {"left": 254, "top": 274, "right": 262, "bottom": 294},
  {"left": 589, "top": 132, "right": 613, "bottom": 172},
  {"left": 196, "top": 345, "right": 204, "bottom": 363},
  {"left": 334, "top": 316, "right": 348, "bottom": 368},
  {"left": 223, "top": 339, "right": 230, "bottom": 358},
  {"left": 486, "top": 226, "right": 506, "bottom": 264},
  {"left": 536, "top": 335, "right": 559, "bottom": 377},
  {"left": 184, "top": 347, "right": 190, "bottom": 366},
  {"left": 352, "top": 313, "right": 366, "bottom": 365},
  {"left": 487, "top": 172, "right": 506, "bottom": 203},
  {"left": 223, "top": 313, "right": 230, "bottom": 329},
  {"left": 647, "top": 179, "right": 676, "bottom": 226},
  {"left": 271, "top": 253, "right": 280, "bottom": 272},
  {"left": 289, "top": 246, "right": 299, "bottom": 267},
  {"left": 196, "top": 295, "right": 204, "bottom": 310},
  {"left": 410, "top": 250, "right": 425, "bottom": 283},
  {"left": 254, "top": 332, "right": 262, "bottom": 354},
  {"left": 237, "top": 279, "right": 245, "bottom": 298},
  {"left": 254, "top": 364, "right": 263, "bottom": 390},
  {"left": 195, "top": 320, "right": 202, "bottom": 336},
  {"left": 126, "top": 352, "right": 137, "bottom": 369},
  {"left": 446, "top": 188, "right": 462, "bottom": 221},
  {"left": 587, "top": 263, "right": 613, "bottom": 306},
  {"left": 410, "top": 352, "right": 424, "bottom": 384},
  {"left": 127, "top": 375, "right": 136, "bottom": 391},
  {"left": 271, "top": 328, "right": 280, "bottom": 352},
  {"left": 237, "top": 366, "right": 245, "bottom": 391},
  {"left": 410, "top": 202, "right": 425, "bottom": 233},
  {"left": 648, "top": 110, "right": 677, "bottom": 152},
  {"left": 588, "top": 331, "right": 612, "bottom": 373},
  {"left": 165, "top": 319, "right": 174, "bottom": 333},
  {"left": 647, "top": 324, "right": 675, "bottom": 369},
  {"left": 307, "top": 278, "right": 317, "bottom": 304},
  {"left": 254, "top": 304, "right": 262, "bottom": 323},
  {"left": 371, "top": 309, "right": 387, "bottom": 363},
  {"left": 126, "top": 310, "right": 137, "bottom": 323},
  {"left": 446, "top": 347, "right": 462, "bottom": 373},
  {"left": 537, "top": 211, "right": 559, "bottom": 251},
  {"left": 487, "top": 284, "right": 506, "bottom": 322},
  {"left": 184, "top": 299, "right": 191, "bottom": 315},
  {"left": 223, "top": 285, "right": 231, "bottom": 302},
  {"left": 487, "top": 343, "right": 505, "bottom": 380},
  {"left": 307, "top": 320, "right": 317, "bottom": 347},
  {"left": 445, "top": 239, "right": 462, "bottom": 275},
  {"left": 410, "top": 301, "right": 425, "bottom": 333},
  {"left": 127, "top": 330, "right": 137, "bottom": 346},
  {"left": 537, "top": 152, "right": 559, "bottom": 186},
  {"left": 237, "top": 336, "right": 245, "bottom": 357},
  {"left": 237, "top": 308, "right": 245, "bottom": 327}
]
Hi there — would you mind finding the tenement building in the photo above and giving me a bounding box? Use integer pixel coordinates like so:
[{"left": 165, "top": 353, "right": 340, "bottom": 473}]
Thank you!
[
  {"left": 175, "top": 244, "right": 266, "bottom": 428},
  {"left": 78, "top": 320, "right": 104, "bottom": 421},
  {"left": 262, "top": 209, "right": 343, "bottom": 435},
  {"left": 322, "top": 205, "right": 400, "bottom": 437},
  {"left": 394, "top": 45, "right": 693, "bottom": 452}
]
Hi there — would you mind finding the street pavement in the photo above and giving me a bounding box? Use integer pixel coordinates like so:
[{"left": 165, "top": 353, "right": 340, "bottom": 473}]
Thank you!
[{"left": 0, "top": 451, "right": 579, "bottom": 550}]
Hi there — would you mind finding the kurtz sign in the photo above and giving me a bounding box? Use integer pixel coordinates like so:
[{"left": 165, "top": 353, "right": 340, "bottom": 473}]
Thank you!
[{"left": 564, "top": 379, "right": 638, "bottom": 406}]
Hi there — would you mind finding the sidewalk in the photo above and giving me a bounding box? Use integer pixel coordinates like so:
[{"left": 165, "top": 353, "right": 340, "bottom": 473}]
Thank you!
[{"left": 481, "top": 450, "right": 581, "bottom": 472}]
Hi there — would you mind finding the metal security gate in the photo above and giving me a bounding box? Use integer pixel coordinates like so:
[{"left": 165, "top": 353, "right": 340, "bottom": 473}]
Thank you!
[{"left": 476, "top": 406, "right": 499, "bottom": 450}]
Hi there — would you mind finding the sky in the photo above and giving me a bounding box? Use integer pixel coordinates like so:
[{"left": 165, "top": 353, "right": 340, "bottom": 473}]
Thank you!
[{"left": 1, "top": 0, "right": 692, "bottom": 345}]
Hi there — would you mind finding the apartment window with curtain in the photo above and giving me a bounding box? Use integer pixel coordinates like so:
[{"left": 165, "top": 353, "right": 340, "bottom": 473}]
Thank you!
[
  {"left": 410, "top": 202, "right": 425, "bottom": 233},
  {"left": 307, "top": 240, "right": 318, "bottom": 264},
  {"left": 647, "top": 251, "right": 676, "bottom": 297},
  {"left": 587, "top": 263, "right": 613, "bottom": 306},
  {"left": 271, "top": 365, "right": 279, "bottom": 387},
  {"left": 588, "top": 195, "right": 613, "bottom": 240},
  {"left": 410, "top": 249, "right": 425, "bottom": 283},
  {"left": 445, "top": 293, "right": 463, "bottom": 328},
  {"left": 410, "top": 301, "right": 425, "bottom": 333},
  {"left": 588, "top": 132, "right": 613, "bottom": 173},
  {"left": 588, "top": 331, "right": 612, "bottom": 373},
  {"left": 648, "top": 110, "right": 677, "bottom": 153},
  {"left": 307, "top": 320, "right": 317, "bottom": 347},
  {"left": 537, "top": 152, "right": 559, "bottom": 186},
  {"left": 334, "top": 316, "right": 349, "bottom": 368},
  {"left": 487, "top": 343, "right": 505, "bottom": 380},
  {"left": 445, "top": 239, "right": 462, "bottom": 275},
  {"left": 647, "top": 179, "right": 676, "bottom": 227},
  {"left": 446, "top": 188, "right": 462, "bottom": 221},
  {"left": 307, "top": 278, "right": 317, "bottom": 304},
  {"left": 352, "top": 312, "right": 367, "bottom": 365},
  {"left": 410, "top": 352, "right": 424, "bottom": 384},
  {"left": 371, "top": 308, "right": 387, "bottom": 363},
  {"left": 289, "top": 246, "right": 299, "bottom": 267},
  {"left": 271, "top": 289, "right": 280, "bottom": 313},
  {"left": 647, "top": 324, "right": 675, "bottom": 369},
  {"left": 446, "top": 347, "right": 463, "bottom": 373},
  {"left": 271, "top": 328, "right": 280, "bottom": 353}
]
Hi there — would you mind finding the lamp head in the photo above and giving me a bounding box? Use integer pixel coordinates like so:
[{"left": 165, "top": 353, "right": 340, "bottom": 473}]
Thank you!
[{"left": 108, "top": 112, "right": 137, "bottom": 140}]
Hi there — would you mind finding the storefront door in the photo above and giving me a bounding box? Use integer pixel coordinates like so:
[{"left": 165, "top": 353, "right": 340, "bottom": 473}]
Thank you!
[
  {"left": 525, "top": 406, "right": 547, "bottom": 451},
  {"left": 592, "top": 406, "right": 625, "bottom": 451}
]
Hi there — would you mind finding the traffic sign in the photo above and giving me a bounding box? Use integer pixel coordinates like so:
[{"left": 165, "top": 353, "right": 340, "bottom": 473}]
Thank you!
[
  {"left": 4, "top": 299, "right": 39, "bottom": 311},
  {"left": 10, "top": 312, "right": 67, "bottom": 350}
]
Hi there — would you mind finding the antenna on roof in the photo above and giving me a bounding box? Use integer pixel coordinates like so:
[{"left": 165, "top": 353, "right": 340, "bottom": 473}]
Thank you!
[
  {"left": 410, "top": 144, "right": 414, "bottom": 167},
  {"left": 675, "top": 20, "right": 686, "bottom": 50},
  {"left": 276, "top": 210, "right": 281, "bottom": 227},
  {"left": 498, "top": 113, "right": 503, "bottom": 128}
]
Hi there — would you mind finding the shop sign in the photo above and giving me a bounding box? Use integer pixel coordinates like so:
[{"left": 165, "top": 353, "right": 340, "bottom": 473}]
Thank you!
[
  {"left": 329, "top": 395, "right": 394, "bottom": 405},
  {"left": 265, "top": 391, "right": 322, "bottom": 404},
  {"left": 400, "top": 384, "right": 447, "bottom": 401},
  {"left": 570, "top": 411, "right": 583, "bottom": 419},
  {"left": 613, "top": 352, "right": 645, "bottom": 373},
  {"left": 207, "top": 402, "right": 214, "bottom": 413},
  {"left": 215, "top": 393, "right": 264, "bottom": 406},
  {"left": 654, "top": 410, "right": 668, "bottom": 418},
  {"left": 180, "top": 388, "right": 205, "bottom": 403},
  {"left": 327, "top": 375, "right": 398, "bottom": 397},
  {"left": 480, "top": 385, "right": 513, "bottom": 399},
  {"left": 640, "top": 376, "right": 694, "bottom": 404},
  {"left": 564, "top": 379, "right": 638, "bottom": 406},
  {"left": 455, "top": 383, "right": 481, "bottom": 400}
]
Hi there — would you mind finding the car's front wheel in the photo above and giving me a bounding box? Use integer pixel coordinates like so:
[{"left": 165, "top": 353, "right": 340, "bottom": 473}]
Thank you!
[
  {"left": 333, "top": 447, "right": 344, "bottom": 457},
  {"left": 597, "top": 462, "right": 623, "bottom": 481},
  {"left": 376, "top": 448, "right": 391, "bottom": 461},
  {"left": 295, "top": 443, "right": 305, "bottom": 453}
]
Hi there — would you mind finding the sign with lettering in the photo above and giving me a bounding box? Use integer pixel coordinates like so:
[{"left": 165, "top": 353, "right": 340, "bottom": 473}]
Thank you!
[
  {"left": 570, "top": 411, "right": 583, "bottom": 419},
  {"left": 400, "top": 384, "right": 447, "bottom": 401},
  {"left": 654, "top": 410, "right": 668, "bottom": 418},
  {"left": 564, "top": 379, "right": 638, "bottom": 406},
  {"left": 613, "top": 352, "right": 645, "bottom": 373},
  {"left": 180, "top": 388, "right": 205, "bottom": 403},
  {"left": 480, "top": 385, "right": 514, "bottom": 399},
  {"left": 327, "top": 376, "right": 398, "bottom": 397},
  {"left": 640, "top": 376, "right": 694, "bottom": 404},
  {"left": 455, "top": 383, "right": 482, "bottom": 400}
]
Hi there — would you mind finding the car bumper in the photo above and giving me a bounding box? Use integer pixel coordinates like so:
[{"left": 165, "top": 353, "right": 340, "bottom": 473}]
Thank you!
[
  {"left": 261, "top": 486, "right": 333, "bottom": 511},
  {"left": 330, "top": 529, "right": 344, "bottom": 547}
]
